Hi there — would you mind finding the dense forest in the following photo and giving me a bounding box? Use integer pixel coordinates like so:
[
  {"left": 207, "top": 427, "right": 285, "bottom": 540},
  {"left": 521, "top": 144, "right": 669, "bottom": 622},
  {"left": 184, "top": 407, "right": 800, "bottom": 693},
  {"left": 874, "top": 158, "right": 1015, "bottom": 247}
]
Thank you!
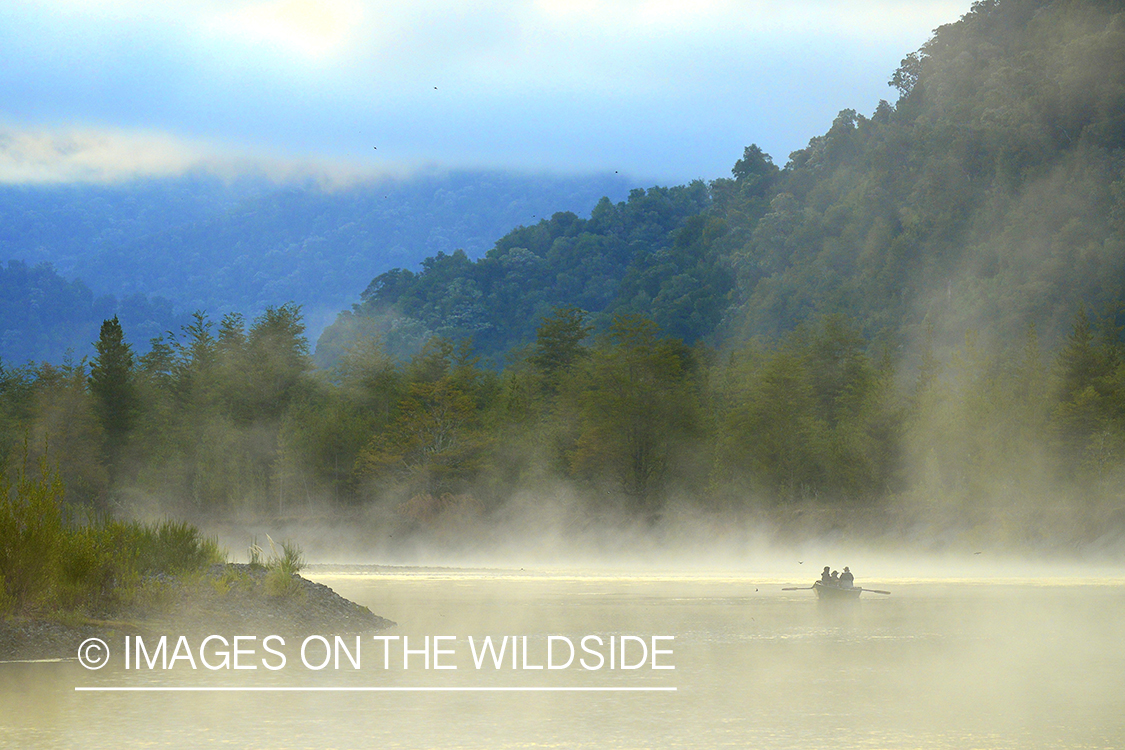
[
  {"left": 3, "top": 0, "right": 1125, "bottom": 554},
  {"left": 314, "top": 181, "right": 722, "bottom": 365}
]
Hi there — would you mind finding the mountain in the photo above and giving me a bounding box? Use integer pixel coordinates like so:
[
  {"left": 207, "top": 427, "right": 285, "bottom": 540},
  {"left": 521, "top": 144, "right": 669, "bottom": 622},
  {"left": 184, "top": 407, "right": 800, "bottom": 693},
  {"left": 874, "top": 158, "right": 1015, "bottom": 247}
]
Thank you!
[
  {"left": 0, "top": 170, "right": 635, "bottom": 358},
  {"left": 327, "top": 0, "right": 1125, "bottom": 365},
  {"left": 315, "top": 182, "right": 720, "bottom": 366},
  {"left": 0, "top": 260, "right": 186, "bottom": 366}
]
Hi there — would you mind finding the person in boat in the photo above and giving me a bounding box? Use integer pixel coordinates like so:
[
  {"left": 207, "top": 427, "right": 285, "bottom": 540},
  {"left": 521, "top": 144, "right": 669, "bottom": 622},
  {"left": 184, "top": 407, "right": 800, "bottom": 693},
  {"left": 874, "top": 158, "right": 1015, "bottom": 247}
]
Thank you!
[
  {"left": 830, "top": 570, "right": 840, "bottom": 586},
  {"left": 840, "top": 566, "right": 854, "bottom": 589},
  {"left": 820, "top": 566, "right": 832, "bottom": 585}
]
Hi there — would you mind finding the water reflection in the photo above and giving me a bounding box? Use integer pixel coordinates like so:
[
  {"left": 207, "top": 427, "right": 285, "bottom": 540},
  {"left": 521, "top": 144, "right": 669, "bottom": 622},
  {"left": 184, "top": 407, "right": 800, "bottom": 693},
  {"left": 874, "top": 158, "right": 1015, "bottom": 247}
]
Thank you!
[{"left": 2, "top": 570, "right": 1124, "bottom": 749}]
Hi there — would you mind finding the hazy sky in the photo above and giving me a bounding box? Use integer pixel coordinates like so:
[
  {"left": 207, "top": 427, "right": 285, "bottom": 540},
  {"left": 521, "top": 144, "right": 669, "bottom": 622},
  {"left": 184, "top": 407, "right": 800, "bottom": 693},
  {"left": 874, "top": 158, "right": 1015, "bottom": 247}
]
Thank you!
[{"left": 0, "top": 0, "right": 972, "bottom": 186}]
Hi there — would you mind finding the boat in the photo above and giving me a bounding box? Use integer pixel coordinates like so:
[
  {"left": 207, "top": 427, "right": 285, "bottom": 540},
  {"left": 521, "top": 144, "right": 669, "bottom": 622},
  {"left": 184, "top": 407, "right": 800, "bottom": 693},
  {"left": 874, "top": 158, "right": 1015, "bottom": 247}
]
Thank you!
[{"left": 812, "top": 581, "right": 862, "bottom": 600}]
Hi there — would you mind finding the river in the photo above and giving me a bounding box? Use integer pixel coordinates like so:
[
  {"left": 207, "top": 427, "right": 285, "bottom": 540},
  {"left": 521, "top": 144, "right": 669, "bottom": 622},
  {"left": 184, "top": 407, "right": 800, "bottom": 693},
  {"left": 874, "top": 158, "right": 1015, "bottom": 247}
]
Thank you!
[{"left": 2, "top": 566, "right": 1124, "bottom": 749}]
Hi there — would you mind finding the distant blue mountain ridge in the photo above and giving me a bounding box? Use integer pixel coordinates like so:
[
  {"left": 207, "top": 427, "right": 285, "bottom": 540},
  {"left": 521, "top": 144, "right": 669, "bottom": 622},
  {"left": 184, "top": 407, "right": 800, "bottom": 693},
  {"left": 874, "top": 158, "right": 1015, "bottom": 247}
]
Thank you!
[{"left": 0, "top": 170, "right": 634, "bottom": 365}]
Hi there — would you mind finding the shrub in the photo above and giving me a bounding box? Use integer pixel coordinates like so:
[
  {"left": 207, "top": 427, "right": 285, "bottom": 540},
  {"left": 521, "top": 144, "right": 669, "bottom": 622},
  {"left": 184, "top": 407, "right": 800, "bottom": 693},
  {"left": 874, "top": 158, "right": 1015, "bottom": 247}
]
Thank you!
[{"left": 0, "top": 454, "right": 225, "bottom": 618}]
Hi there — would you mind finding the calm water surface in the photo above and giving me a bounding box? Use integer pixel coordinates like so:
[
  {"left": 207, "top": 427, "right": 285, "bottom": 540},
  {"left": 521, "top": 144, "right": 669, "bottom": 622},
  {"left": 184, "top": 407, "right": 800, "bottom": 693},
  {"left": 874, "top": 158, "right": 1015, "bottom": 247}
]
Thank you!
[{"left": 2, "top": 568, "right": 1124, "bottom": 749}]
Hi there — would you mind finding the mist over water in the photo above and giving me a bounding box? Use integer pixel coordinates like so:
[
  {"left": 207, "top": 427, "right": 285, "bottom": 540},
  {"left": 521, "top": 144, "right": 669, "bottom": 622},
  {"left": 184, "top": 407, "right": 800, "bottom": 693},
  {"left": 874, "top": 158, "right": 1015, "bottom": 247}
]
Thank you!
[{"left": 4, "top": 562, "right": 1123, "bottom": 749}]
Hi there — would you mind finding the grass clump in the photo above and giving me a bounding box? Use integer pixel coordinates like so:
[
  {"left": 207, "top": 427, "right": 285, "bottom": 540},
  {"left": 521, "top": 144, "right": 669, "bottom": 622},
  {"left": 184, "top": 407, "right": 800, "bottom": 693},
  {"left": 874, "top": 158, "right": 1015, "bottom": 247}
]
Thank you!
[
  {"left": 262, "top": 535, "right": 305, "bottom": 599},
  {"left": 247, "top": 537, "right": 265, "bottom": 569}
]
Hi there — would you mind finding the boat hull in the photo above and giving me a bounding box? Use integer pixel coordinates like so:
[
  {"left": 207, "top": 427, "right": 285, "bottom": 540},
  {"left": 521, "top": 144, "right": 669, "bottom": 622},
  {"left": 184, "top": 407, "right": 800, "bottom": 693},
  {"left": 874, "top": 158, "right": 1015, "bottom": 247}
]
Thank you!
[{"left": 813, "top": 581, "right": 861, "bottom": 600}]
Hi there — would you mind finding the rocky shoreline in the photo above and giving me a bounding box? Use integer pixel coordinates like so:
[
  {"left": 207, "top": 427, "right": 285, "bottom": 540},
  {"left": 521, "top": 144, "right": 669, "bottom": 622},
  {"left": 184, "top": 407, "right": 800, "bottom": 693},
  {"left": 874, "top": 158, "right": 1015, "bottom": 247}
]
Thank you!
[{"left": 0, "top": 563, "right": 395, "bottom": 662}]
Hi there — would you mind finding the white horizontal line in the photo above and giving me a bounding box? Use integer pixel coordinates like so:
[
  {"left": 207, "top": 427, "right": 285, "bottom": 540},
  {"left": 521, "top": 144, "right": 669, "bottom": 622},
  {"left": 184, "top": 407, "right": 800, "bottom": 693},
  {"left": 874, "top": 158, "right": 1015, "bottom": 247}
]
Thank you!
[{"left": 75, "top": 686, "right": 677, "bottom": 692}]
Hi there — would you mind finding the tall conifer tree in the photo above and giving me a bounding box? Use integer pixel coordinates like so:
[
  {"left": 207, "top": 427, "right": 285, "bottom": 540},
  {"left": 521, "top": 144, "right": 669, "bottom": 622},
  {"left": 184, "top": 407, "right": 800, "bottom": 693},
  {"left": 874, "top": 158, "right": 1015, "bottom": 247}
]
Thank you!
[{"left": 89, "top": 316, "right": 137, "bottom": 485}]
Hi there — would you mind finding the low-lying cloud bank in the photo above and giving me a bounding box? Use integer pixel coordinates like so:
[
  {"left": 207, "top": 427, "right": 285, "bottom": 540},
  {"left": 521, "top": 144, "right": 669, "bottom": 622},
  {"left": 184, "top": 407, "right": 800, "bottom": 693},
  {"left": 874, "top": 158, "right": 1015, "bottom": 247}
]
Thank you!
[{"left": 0, "top": 124, "right": 407, "bottom": 187}]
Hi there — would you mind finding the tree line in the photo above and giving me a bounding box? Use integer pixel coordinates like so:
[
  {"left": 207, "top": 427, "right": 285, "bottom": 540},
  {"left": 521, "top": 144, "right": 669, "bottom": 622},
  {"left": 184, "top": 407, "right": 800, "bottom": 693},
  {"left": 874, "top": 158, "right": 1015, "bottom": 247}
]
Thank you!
[{"left": 2, "top": 303, "right": 1124, "bottom": 544}]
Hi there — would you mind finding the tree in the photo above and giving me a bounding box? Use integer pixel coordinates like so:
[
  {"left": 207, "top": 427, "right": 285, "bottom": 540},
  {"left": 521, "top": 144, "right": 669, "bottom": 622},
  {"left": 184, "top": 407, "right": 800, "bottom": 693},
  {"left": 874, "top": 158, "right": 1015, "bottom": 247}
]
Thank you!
[
  {"left": 889, "top": 50, "right": 925, "bottom": 100},
  {"left": 89, "top": 316, "right": 138, "bottom": 486},
  {"left": 568, "top": 314, "right": 698, "bottom": 513},
  {"left": 530, "top": 306, "right": 592, "bottom": 391},
  {"left": 1050, "top": 307, "right": 1121, "bottom": 473},
  {"left": 730, "top": 144, "right": 780, "bottom": 197},
  {"left": 356, "top": 378, "right": 488, "bottom": 497},
  {"left": 246, "top": 303, "right": 312, "bottom": 422},
  {"left": 717, "top": 343, "right": 825, "bottom": 501}
]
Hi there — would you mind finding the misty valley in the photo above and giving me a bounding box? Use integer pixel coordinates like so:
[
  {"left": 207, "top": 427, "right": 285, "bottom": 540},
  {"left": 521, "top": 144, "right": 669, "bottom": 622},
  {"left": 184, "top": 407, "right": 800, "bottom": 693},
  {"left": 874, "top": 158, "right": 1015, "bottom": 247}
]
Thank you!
[{"left": 3, "top": 0, "right": 1125, "bottom": 747}]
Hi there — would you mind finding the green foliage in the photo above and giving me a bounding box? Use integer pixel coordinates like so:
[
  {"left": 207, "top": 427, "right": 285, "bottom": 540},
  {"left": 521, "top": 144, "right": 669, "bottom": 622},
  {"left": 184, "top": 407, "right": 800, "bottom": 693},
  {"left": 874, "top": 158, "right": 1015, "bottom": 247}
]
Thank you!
[
  {"left": 131, "top": 520, "right": 224, "bottom": 576},
  {"left": 268, "top": 536, "right": 305, "bottom": 575},
  {"left": 23, "top": 359, "right": 108, "bottom": 506},
  {"left": 317, "top": 1, "right": 1124, "bottom": 371},
  {"left": 729, "top": 0, "right": 1125, "bottom": 350},
  {"left": 89, "top": 316, "right": 138, "bottom": 486},
  {"left": 324, "top": 183, "right": 716, "bottom": 364},
  {"left": 712, "top": 316, "right": 897, "bottom": 503},
  {"left": 357, "top": 369, "right": 491, "bottom": 498},
  {"left": 1048, "top": 305, "right": 1125, "bottom": 482},
  {"left": 4, "top": 1, "right": 1125, "bottom": 548},
  {"left": 0, "top": 173, "right": 633, "bottom": 367},
  {"left": 0, "top": 453, "right": 67, "bottom": 614},
  {"left": 531, "top": 306, "right": 592, "bottom": 392},
  {"left": 0, "top": 260, "right": 184, "bottom": 366},
  {"left": 0, "top": 454, "right": 222, "bottom": 617},
  {"left": 123, "top": 305, "right": 317, "bottom": 514},
  {"left": 567, "top": 314, "right": 699, "bottom": 512}
]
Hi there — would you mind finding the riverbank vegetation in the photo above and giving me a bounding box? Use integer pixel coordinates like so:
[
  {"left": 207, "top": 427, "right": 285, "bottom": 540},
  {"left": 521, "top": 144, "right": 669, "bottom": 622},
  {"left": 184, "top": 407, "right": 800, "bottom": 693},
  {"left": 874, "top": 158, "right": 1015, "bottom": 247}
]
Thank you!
[{"left": 0, "top": 452, "right": 223, "bottom": 619}]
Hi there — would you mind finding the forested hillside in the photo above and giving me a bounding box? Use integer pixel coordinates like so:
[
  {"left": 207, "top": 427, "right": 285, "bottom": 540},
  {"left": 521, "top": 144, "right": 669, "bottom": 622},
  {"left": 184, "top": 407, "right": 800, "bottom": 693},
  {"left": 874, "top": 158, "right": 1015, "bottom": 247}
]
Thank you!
[
  {"left": 0, "top": 260, "right": 185, "bottom": 365},
  {"left": 727, "top": 0, "right": 1125, "bottom": 354},
  {"left": 0, "top": 170, "right": 632, "bottom": 363},
  {"left": 315, "top": 181, "right": 727, "bottom": 365},
  {"left": 329, "top": 0, "right": 1125, "bottom": 365}
]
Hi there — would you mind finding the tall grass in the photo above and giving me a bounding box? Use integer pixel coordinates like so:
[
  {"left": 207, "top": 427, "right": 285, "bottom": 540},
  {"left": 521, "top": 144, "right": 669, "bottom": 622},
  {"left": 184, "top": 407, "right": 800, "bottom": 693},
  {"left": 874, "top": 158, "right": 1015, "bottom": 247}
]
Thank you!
[
  {"left": 263, "top": 535, "right": 306, "bottom": 598},
  {"left": 0, "top": 455, "right": 224, "bottom": 618}
]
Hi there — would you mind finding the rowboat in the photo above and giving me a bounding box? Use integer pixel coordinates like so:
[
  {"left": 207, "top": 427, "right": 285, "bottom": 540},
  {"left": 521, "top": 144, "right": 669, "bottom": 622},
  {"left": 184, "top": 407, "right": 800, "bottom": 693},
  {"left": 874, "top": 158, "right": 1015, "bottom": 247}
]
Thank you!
[{"left": 813, "top": 581, "right": 862, "bottom": 600}]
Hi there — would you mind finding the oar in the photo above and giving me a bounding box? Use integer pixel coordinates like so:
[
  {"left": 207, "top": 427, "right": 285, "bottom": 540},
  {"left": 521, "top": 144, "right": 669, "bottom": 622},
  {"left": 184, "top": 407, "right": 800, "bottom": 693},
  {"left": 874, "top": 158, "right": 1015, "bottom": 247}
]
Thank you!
[
  {"left": 781, "top": 586, "right": 814, "bottom": 591},
  {"left": 859, "top": 588, "right": 891, "bottom": 595}
]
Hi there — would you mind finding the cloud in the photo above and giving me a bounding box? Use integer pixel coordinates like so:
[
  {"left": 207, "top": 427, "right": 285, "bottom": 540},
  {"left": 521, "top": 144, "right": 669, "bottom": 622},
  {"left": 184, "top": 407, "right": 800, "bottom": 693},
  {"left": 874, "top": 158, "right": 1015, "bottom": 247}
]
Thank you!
[
  {"left": 0, "top": 0, "right": 974, "bottom": 183},
  {"left": 0, "top": 125, "right": 207, "bottom": 184},
  {"left": 0, "top": 123, "right": 404, "bottom": 186}
]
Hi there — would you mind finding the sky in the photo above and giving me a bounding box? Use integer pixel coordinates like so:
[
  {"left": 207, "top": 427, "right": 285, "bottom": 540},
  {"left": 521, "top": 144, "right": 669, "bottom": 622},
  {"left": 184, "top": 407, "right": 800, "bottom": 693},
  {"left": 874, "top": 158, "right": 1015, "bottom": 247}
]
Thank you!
[{"left": 0, "top": 0, "right": 974, "bottom": 186}]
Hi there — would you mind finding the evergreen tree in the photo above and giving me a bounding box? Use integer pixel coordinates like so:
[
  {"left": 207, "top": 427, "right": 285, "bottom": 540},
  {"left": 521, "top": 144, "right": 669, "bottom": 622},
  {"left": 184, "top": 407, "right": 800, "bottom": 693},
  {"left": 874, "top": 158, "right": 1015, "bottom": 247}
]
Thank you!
[{"left": 89, "top": 316, "right": 137, "bottom": 487}]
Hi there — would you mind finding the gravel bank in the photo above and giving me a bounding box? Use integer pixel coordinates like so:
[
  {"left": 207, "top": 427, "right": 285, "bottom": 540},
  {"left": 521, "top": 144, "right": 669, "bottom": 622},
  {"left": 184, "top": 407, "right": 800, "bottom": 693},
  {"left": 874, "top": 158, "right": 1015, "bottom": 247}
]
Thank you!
[{"left": 0, "top": 563, "right": 395, "bottom": 662}]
